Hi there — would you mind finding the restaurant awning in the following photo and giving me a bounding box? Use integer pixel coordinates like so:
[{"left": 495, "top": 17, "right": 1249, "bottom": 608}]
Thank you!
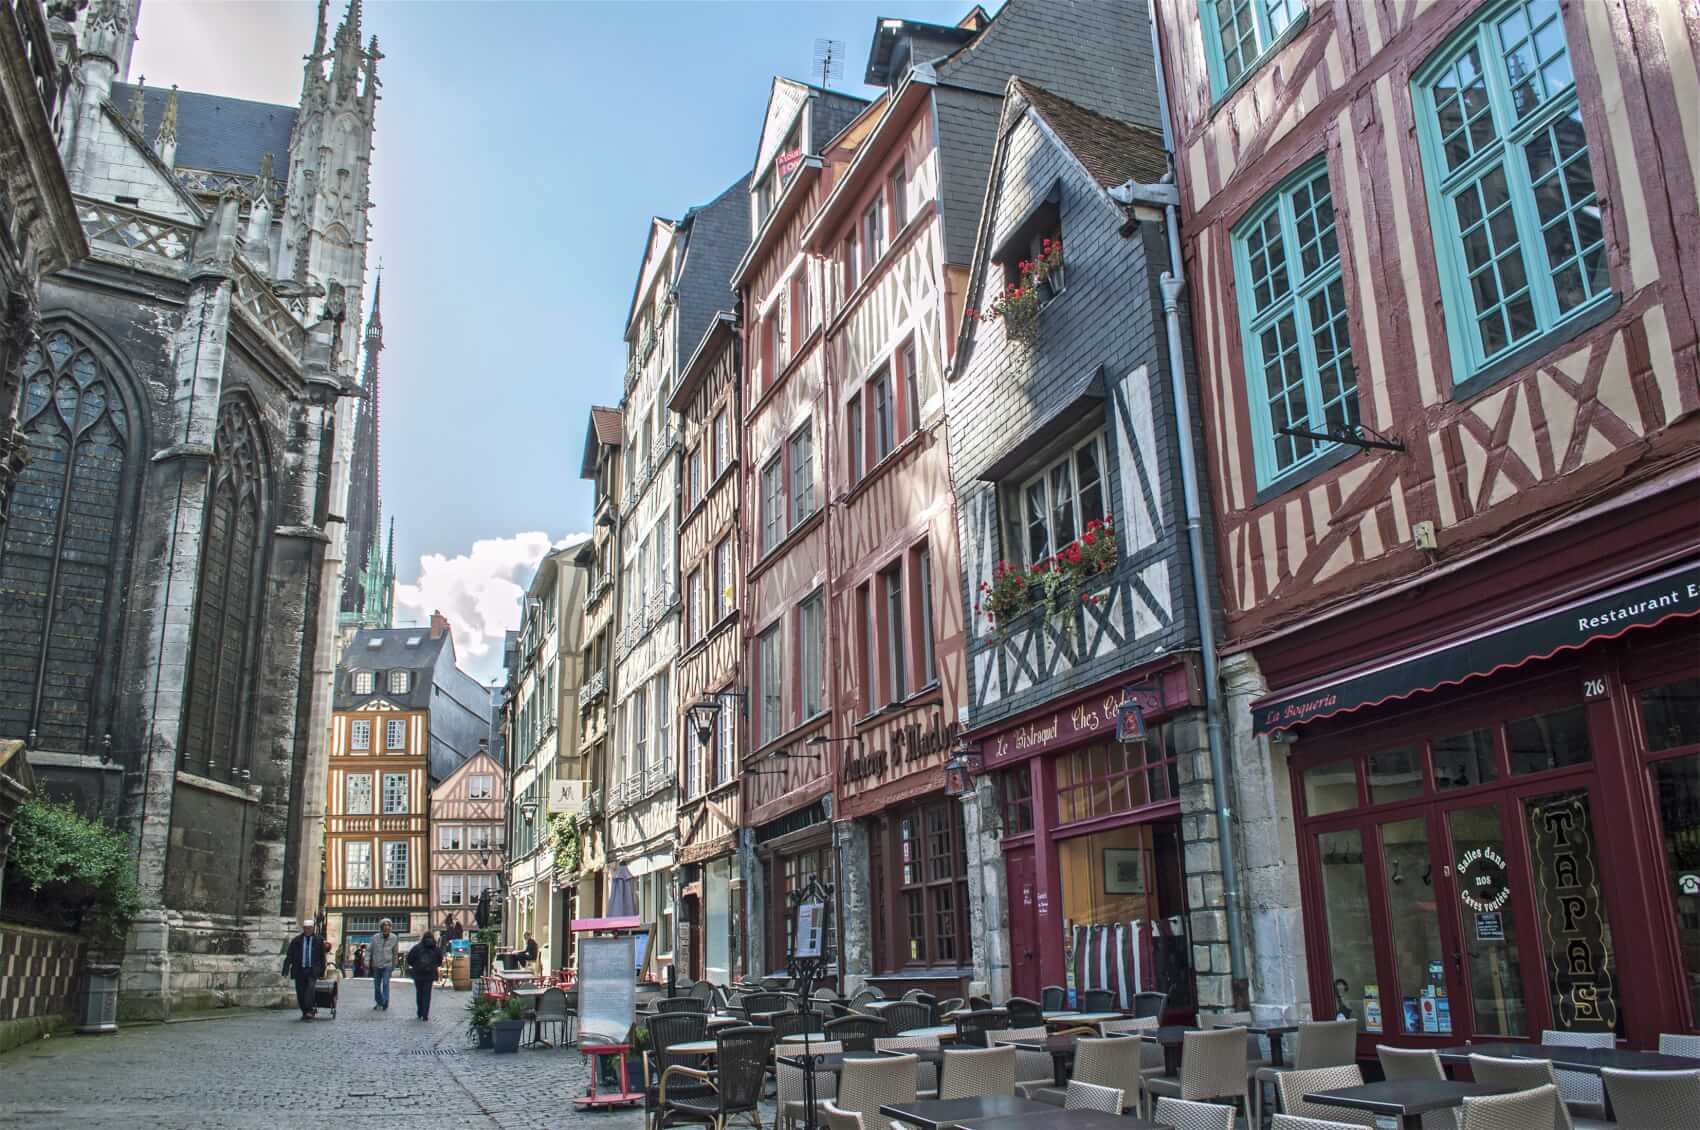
[{"left": 1251, "top": 559, "right": 1700, "bottom": 734}]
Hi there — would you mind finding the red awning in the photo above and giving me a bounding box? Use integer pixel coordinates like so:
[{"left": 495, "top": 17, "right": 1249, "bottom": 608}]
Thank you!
[{"left": 1251, "top": 559, "right": 1700, "bottom": 734}]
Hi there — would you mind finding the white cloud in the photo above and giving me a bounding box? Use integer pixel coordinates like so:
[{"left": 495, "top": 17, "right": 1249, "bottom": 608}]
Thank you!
[{"left": 394, "top": 531, "right": 587, "bottom": 682}]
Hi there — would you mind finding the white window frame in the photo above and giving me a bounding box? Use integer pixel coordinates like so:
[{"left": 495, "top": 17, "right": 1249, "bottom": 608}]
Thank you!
[
  {"left": 438, "top": 824, "right": 463, "bottom": 850},
  {"left": 388, "top": 670, "right": 410, "bottom": 694},
  {"left": 438, "top": 875, "right": 465, "bottom": 906},
  {"left": 759, "top": 624, "right": 783, "bottom": 743},
  {"left": 655, "top": 672, "right": 671, "bottom": 775},
  {"left": 1018, "top": 431, "right": 1109, "bottom": 565},
  {"left": 467, "top": 824, "right": 494, "bottom": 851},
  {"left": 385, "top": 718, "right": 406, "bottom": 751},
  {"left": 382, "top": 840, "right": 408, "bottom": 889},
  {"left": 632, "top": 687, "right": 648, "bottom": 773},
  {"left": 345, "top": 841, "right": 372, "bottom": 889},
  {"left": 800, "top": 590, "right": 825, "bottom": 720},
  {"left": 352, "top": 670, "right": 374, "bottom": 695},
  {"left": 788, "top": 423, "right": 814, "bottom": 528},
  {"left": 714, "top": 538, "right": 733, "bottom": 623},
  {"left": 350, "top": 719, "right": 371, "bottom": 751},
  {"left": 345, "top": 772, "right": 373, "bottom": 815},
  {"left": 382, "top": 772, "right": 408, "bottom": 815},
  {"left": 760, "top": 455, "right": 784, "bottom": 554}
]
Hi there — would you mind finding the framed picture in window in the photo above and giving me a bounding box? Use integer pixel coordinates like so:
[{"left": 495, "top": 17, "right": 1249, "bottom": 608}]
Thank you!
[{"left": 1104, "top": 848, "right": 1145, "bottom": 894}]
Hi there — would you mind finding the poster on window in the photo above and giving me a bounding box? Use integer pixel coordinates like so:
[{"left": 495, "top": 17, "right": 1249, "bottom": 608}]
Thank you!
[
  {"left": 1103, "top": 848, "right": 1146, "bottom": 894},
  {"left": 793, "top": 901, "right": 824, "bottom": 958},
  {"left": 1528, "top": 792, "right": 1617, "bottom": 1032}
]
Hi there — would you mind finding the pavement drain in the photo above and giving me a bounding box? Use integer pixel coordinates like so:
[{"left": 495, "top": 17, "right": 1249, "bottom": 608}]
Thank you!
[{"left": 396, "top": 1048, "right": 465, "bottom": 1054}]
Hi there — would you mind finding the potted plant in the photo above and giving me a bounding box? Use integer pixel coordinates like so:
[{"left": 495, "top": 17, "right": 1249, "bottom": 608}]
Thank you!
[
  {"left": 466, "top": 994, "right": 498, "bottom": 1049},
  {"left": 490, "top": 994, "right": 527, "bottom": 1054},
  {"left": 975, "top": 518, "right": 1117, "bottom": 638},
  {"left": 972, "top": 237, "right": 1063, "bottom": 345}
]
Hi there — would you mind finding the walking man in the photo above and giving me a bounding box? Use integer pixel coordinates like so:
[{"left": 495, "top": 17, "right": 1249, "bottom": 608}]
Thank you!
[
  {"left": 368, "top": 917, "right": 399, "bottom": 1010},
  {"left": 280, "top": 919, "right": 325, "bottom": 1020},
  {"left": 406, "top": 930, "right": 444, "bottom": 1021}
]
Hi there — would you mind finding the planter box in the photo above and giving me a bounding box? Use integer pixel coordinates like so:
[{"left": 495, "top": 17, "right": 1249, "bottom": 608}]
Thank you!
[{"left": 491, "top": 1018, "right": 526, "bottom": 1054}]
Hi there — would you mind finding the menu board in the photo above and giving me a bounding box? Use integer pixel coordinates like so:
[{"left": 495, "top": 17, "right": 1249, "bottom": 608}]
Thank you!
[{"left": 577, "top": 936, "right": 636, "bottom": 1046}]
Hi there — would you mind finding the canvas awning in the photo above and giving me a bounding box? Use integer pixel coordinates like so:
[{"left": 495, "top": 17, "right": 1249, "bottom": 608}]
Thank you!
[{"left": 1251, "top": 559, "right": 1700, "bottom": 734}]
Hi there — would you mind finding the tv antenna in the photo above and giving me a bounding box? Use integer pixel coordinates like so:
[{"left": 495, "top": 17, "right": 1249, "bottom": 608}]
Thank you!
[{"left": 813, "top": 38, "right": 845, "bottom": 89}]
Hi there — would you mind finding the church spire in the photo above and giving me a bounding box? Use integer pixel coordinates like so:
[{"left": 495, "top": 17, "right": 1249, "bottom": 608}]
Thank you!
[
  {"left": 340, "top": 265, "right": 385, "bottom": 618},
  {"left": 365, "top": 267, "right": 383, "bottom": 343}
]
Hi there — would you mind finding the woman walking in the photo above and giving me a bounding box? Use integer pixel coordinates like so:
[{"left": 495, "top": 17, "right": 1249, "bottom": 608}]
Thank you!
[{"left": 406, "top": 931, "right": 444, "bottom": 1021}]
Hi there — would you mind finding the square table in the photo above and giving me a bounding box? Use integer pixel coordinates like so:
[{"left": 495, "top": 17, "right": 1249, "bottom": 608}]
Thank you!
[
  {"left": 880, "top": 1095, "right": 1056, "bottom": 1130},
  {"left": 1436, "top": 1041, "right": 1699, "bottom": 1120},
  {"left": 1305, "top": 1080, "right": 1510, "bottom": 1129},
  {"left": 1011, "top": 1034, "right": 1091, "bottom": 1086},
  {"left": 1139, "top": 1025, "right": 1202, "bottom": 1077},
  {"left": 958, "top": 1111, "right": 1170, "bottom": 1130},
  {"left": 1247, "top": 1023, "right": 1300, "bottom": 1068}
]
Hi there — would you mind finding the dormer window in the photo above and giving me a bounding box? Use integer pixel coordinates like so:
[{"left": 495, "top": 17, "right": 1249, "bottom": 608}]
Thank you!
[
  {"left": 389, "top": 670, "right": 410, "bottom": 694},
  {"left": 352, "top": 670, "right": 374, "bottom": 695},
  {"left": 996, "top": 190, "right": 1065, "bottom": 303}
]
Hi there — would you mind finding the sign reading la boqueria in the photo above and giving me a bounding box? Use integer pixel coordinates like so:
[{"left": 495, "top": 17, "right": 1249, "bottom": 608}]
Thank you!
[
  {"left": 979, "top": 668, "right": 1187, "bottom": 769},
  {"left": 1252, "top": 561, "right": 1700, "bottom": 735}
]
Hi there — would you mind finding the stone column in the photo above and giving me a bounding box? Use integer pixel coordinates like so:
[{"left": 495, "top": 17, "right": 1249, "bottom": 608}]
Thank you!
[
  {"left": 1173, "top": 707, "right": 1237, "bottom": 1017},
  {"left": 961, "top": 781, "right": 1009, "bottom": 1001},
  {"left": 834, "top": 818, "right": 872, "bottom": 994},
  {"left": 739, "top": 827, "right": 764, "bottom": 978}
]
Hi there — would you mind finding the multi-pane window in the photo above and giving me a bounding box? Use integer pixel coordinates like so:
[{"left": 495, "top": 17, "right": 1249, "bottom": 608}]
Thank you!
[
  {"left": 842, "top": 231, "right": 860, "bottom": 299},
  {"left": 788, "top": 423, "right": 814, "bottom": 527},
  {"left": 385, "top": 718, "right": 406, "bottom": 750},
  {"left": 655, "top": 673, "right": 671, "bottom": 772},
  {"left": 1202, "top": 0, "right": 1305, "bottom": 97},
  {"left": 346, "top": 842, "right": 372, "bottom": 889},
  {"left": 847, "top": 392, "right": 865, "bottom": 482},
  {"left": 632, "top": 687, "right": 649, "bottom": 773},
  {"left": 687, "top": 446, "right": 702, "bottom": 509},
  {"left": 438, "top": 824, "right": 463, "bottom": 850},
  {"left": 388, "top": 670, "right": 409, "bottom": 694},
  {"left": 889, "top": 161, "right": 908, "bottom": 230},
  {"left": 761, "top": 455, "right": 784, "bottom": 554},
  {"left": 1055, "top": 726, "right": 1180, "bottom": 824},
  {"left": 914, "top": 546, "right": 936, "bottom": 688},
  {"left": 714, "top": 537, "right": 733, "bottom": 622},
  {"left": 353, "top": 670, "right": 374, "bottom": 695},
  {"left": 872, "top": 369, "right": 894, "bottom": 462},
  {"left": 382, "top": 841, "right": 408, "bottom": 888},
  {"left": 790, "top": 270, "right": 813, "bottom": 342},
  {"left": 467, "top": 825, "right": 495, "bottom": 851},
  {"left": 780, "top": 848, "right": 837, "bottom": 963},
  {"left": 901, "top": 342, "right": 920, "bottom": 438},
  {"left": 895, "top": 802, "right": 969, "bottom": 966},
  {"left": 712, "top": 410, "right": 729, "bottom": 477},
  {"left": 686, "top": 568, "right": 703, "bottom": 645},
  {"left": 859, "top": 583, "right": 877, "bottom": 714},
  {"left": 1020, "top": 432, "right": 1108, "bottom": 562},
  {"left": 799, "top": 591, "right": 825, "bottom": 719},
  {"left": 382, "top": 772, "right": 408, "bottom": 814},
  {"left": 439, "top": 876, "right": 465, "bottom": 905},
  {"left": 1233, "top": 162, "right": 1356, "bottom": 485},
  {"left": 881, "top": 564, "right": 906, "bottom": 704},
  {"left": 714, "top": 698, "right": 735, "bottom": 786},
  {"left": 685, "top": 717, "right": 701, "bottom": 798},
  {"left": 351, "top": 720, "right": 371, "bottom": 750},
  {"left": 345, "top": 773, "right": 373, "bottom": 815},
  {"left": 469, "top": 773, "right": 492, "bottom": 799},
  {"left": 759, "top": 624, "right": 783, "bottom": 743},
  {"left": 1416, "top": 0, "right": 1605, "bottom": 382},
  {"left": 862, "top": 195, "right": 886, "bottom": 272}
]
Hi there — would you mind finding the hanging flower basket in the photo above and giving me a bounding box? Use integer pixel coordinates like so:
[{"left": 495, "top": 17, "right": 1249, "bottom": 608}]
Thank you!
[
  {"left": 971, "top": 239, "right": 1062, "bottom": 347},
  {"left": 975, "top": 518, "right": 1116, "bottom": 637}
]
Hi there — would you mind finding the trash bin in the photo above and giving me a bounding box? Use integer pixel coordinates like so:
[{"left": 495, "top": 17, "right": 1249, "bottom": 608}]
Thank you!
[{"left": 77, "top": 962, "right": 121, "bottom": 1034}]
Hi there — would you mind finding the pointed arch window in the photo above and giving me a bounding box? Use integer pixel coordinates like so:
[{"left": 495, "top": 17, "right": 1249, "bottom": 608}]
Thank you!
[
  {"left": 180, "top": 400, "right": 271, "bottom": 779},
  {"left": 0, "top": 327, "right": 140, "bottom": 752}
]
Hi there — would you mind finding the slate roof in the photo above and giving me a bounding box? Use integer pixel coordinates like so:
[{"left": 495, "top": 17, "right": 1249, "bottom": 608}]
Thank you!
[
  {"left": 333, "top": 627, "right": 449, "bottom": 711},
  {"left": 1014, "top": 80, "right": 1168, "bottom": 190},
  {"left": 113, "top": 83, "right": 297, "bottom": 179},
  {"left": 674, "top": 174, "right": 751, "bottom": 376}
]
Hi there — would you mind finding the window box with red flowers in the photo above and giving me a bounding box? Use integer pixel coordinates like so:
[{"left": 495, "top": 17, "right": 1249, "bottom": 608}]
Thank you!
[
  {"left": 974, "top": 518, "right": 1116, "bottom": 637},
  {"left": 972, "top": 238, "right": 1063, "bottom": 346}
]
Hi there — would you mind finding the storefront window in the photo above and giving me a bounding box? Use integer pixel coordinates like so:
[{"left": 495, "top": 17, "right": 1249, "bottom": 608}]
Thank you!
[
  {"left": 1524, "top": 789, "right": 1618, "bottom": 1033},
  {"left": 1304, "top": 758, "right": 1358, "bottom": 816},
  {"left": 1651, "top": 752, "right": 1700, "bottom": 1027},
  {"left": 780, "top": 848, "right": 835, "bottom": 964},
  {"left": 1059, "top": 821, "right": 1192, "bottom": 1009},
  {"left": 895, "top": 802, "right": 968, "bottom": 967},
  {"left": 1507, "top": 703, "right": 1592, "bottom": 775},
  {"left": 1447, "top": 803, "right": 1527, "bottom": 1036},
  {"left": 1055, "top": 727, "right": 1177, "bottom": 826},
  {"left": 1433, "top": 728, "right": 1498, "bottom": 791},
  {"left": 998, "top": 768, "right": 1034, "bottom": 835},
  {"left": 1316, "top": 829, "right": 1378, "bottom": 1031},
  {"left": 1368, "top": 745, "right": 1424, "bottom": 804},
  {"left": 705, "top": 857, "right": 732, "bottom": 986},
  {"left": 1640, "top": 677, "right": 1700, "bottom": 752},
  {"left": 1380, "top": 816, "right": 1452, "bottom": 1035}
]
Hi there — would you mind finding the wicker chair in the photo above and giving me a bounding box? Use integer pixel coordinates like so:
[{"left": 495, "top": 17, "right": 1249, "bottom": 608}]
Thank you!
[
  {"left": 645, "top": 1012, "right": 715, "bottom": 1126},
  {"left": 876, "top": 1000, "right": 930, "bottom": 1036},
  {"left": 1024, "top": 1033, "right": 1142, "bottom": 1111},
  {"left": 901, "top": 988, "right": 931, "bottom": 1002},
  {"left": 935, "top": 997, "right": 964, "bottom": 1018},
  {"left": 1144, "top": 1026, "right": 1256, "bottom": 1119},
  {"left": 989, "top": 1025, "right": 1053, "bottom": 1092},
  {"left": 938, "top": 1044, "right": 1016, "bottom": 1100},
  {"left": 825, "top": 1013, "right": 888, "bottom": 1053},
  {"left": 658, "top": 995, "right": 708, "bottom": 1014},
  {"left": 1660, "top": 1033, "right": 1700, "bottom": 1059},
  {"left": 1253, "top": 1018, "right": 1358, "bottom": 1125},
  {"left": 849, "top": 986, "right": 884, "bottom": 1007},
  {"left": 656, "top": 1022, "right": 771, "bottom": 1130},
  {"left": 776, "top": 1040, "right": 843, "bottom": 1130},
  {"left": 1272, "top": 1117, "right": 1372, "bottom": 1130},
  {"left": 837, "top": 1052, "right": 919, "bottom": 1116},
  {"left": 1040, "top": 985, "right": 1067, "bottom": 1011},
  {"left": 814, "top": 987, "right": 841, "bottom": 1003},
  {"left": 1004, "top": 996, "right": 1044, "bottom": 1028},
  {"left": 1271, "top": 1065, "right": 1375, "bottom": 1127},
  {"left": 688, "top": 981, "right": 717, "bottom": 1004},
  {"left": 528, "top": 986, "right": 572, "bottom": 1046},
  {"left": 1080, "top": 988, "right": 1117, "bottom": 1012},
  {"left": 737, "top": 991, "right": 792, "bottom": 1022},
  {"left": 1600, "top": 1067, "right": 1700, "bottom": 1130},
  {"left": 1133, "top": 991, "right": 1168, "bottom": 1018},
  {"left": 1461, "top": 1084, "right": 1561, "bottom": 1130},
  {"left": 954, "top": 1007, "right": 1010, "bottom": 1048},
  {"left": 1376, "top": 1045, "right": 1455, "bottom": 1130},
  {"left": 1541, "top": 1029, "right": 1612, "bottom": 1119},
  {"left": 1153, "top": 1096, "right": 1238, "bottom": 1130},
  {"left": 1064, "top": 1080, "right": 1124, "bottom": 1114},
  {"left": 820, "top": 1106, "right": 863, "bottom": 1130},
  {"left": 875, "top": 1034, "right": 941, "bottom": 1098},
  {"left": 1466, "top": 1055, "right": 1572, "bottom": 1130}
]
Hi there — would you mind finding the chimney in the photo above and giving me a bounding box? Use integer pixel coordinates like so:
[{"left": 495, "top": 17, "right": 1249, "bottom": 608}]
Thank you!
[{"left": 429, "top": 610, "right": 449, "bottom": 639}]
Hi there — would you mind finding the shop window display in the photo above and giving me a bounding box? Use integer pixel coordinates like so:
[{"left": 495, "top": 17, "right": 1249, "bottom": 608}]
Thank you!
[
  {"left": 1316, "top": 828, "right": 1379, "bottom": 1030},
  {"left": 1059, "top": 821, "right": 1193, "bottom": 1011}
]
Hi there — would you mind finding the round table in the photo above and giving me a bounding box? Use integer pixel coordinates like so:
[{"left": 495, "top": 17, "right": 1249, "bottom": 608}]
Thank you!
[
  {"left": 898, "top": 1025, "right": 957, "bottom": 1039},
  {"left": 781, "top": 1032, "right": 830, "bottom": 1043},
  {"left": 670, "top": 1039, "right": 718, "bottom": 1056}
]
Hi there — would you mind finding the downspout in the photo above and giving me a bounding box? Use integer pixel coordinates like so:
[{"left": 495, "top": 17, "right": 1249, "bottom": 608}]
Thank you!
[{"left": 1148, "top": 4, "right": 1249, "bottom": 998}]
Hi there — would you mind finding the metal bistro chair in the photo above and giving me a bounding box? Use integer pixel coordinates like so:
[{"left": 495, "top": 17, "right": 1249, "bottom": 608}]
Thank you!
[
  {"left": 1144, "top": 1026, "right": 1256, "bottom": 1120},
  {"left": 1273, "top": 1065, "right": 1375, "bottom": 1127},
  {"left": 1004, "top": 995, "right": 1044, "bottom": 1028},
  {"left": 1460, "top": 1084, "right": 1562, "bottom": 1130},
  {"left": 529, "top": 986, "right": 572, "bottom": 1047},
  {"left": 1253, "top": 1018, "right": 1359, "bottom": 1125},
  {"left": 875, "top": 1033, "right": 941, "bottom": 1098},
  {"left": 1064, "top": 1080, "right": 1125, "bottom": 1114},
  {"left": 824, "top": 1013, "right": 889, "bottom": 1053},
  {"left": 1040, "top": 985, "right": 1068, "bottom": 1011},
  {"left": 1133, "top": 990, "right": 1169, "bottom": 1018},
  {"left": 937, "top": 1043, "right": 1016, "bottom": 1100},
  {"left": 1467, "top": 1054, "right": 1575, "bottom": 1130},
  {"left": 876, "top": 1000, "right": 930, "bottom": 1036},
  {"left": 1541, "top": 1029, "right": 1613, "bottom": 1120},
  {"left": 1080, "top": 988, "right": 1117, "bottom": 1012},
  {"left": 989, "top": 1026, "right": 1054, "bottom": 1094},
  {"left": 658, "top": 995, "right": 708, "bottom": 1014},
  {"left": 775, "top": 1038, "right": 842, "bottom": 1130},
  {"left": 1153, "top": 1096, "right": 1238, "bottom": 1130},
  {"left": 657, "top": 1023, "right": 773, "bottom": 1130},
  {"left": 1376, "top": 1045, "right": 1455, "bottom": 1130},
  {"left": 954, "top": 1007, "right": 1010, "bottom": 1048},
  {"left": 645, "top": 1012, "right": 714, "bottom": 1130},
  {"left": 1600, "top": 1066, "right": 1700, "bottom": 1130},
  {"left": 771, "top": 1010, "right": 824, "bottom": 1042}
]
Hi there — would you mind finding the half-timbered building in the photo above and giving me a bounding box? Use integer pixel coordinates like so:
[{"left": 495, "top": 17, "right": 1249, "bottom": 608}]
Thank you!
[
  {"left": 429, "top": 746, "right": 504, "bottom": 937},
  {"left": 1155, "top": 0, "right": 1700, "bottom": 1043},
  {"left": 575, "top": 407, "right": 622, "bottom": 926}
]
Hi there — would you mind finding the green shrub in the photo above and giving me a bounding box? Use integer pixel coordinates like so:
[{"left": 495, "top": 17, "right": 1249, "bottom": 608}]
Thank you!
[{"left": 10, "top": 798, "right": 140, "bottom": 943}]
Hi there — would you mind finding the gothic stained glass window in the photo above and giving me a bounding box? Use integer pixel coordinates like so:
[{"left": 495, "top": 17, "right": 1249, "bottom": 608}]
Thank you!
[
  {"left": 180, "top": 400, "right": 270, "bottom": 779},
  {"left": 0, "top": 327, "right": 139, "bottom": 753}
]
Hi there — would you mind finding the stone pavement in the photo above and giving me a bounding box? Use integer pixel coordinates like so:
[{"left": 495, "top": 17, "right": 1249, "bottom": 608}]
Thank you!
[{"left": 0, "top": 982, "right": 658, "bottom": 1130}]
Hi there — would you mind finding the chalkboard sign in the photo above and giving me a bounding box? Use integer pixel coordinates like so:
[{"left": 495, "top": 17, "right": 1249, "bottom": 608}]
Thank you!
[{"left": 577, "top": 936, "right": 636, "bottom": 1046}]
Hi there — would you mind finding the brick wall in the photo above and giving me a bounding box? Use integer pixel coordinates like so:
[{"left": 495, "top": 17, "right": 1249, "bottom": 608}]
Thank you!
[{"left": 0, "top": 922, "right": 83, "bottom": 1047}]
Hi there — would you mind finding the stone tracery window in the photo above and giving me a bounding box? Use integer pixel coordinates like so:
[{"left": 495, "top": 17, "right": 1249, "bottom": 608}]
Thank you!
[
  {"left": 180, "top": 399, "right": 271, "bottom": 779},
  {"left": 0, "top": 326, "right": 140, "bottom": 753}
]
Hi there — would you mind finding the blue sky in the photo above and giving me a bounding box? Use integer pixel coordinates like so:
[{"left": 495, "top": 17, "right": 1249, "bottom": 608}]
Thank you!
[{"left": 132, "top": 0, "right": 985, "bottom": 677}]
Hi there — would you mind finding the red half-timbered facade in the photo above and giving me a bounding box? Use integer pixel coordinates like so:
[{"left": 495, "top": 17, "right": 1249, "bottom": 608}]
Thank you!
[{"left": 1156, "top": 0, "right": 1700, "bottom": 1045}]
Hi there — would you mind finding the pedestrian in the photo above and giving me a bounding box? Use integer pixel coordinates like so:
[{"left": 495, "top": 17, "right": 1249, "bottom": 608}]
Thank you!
[
  {"left": 523, "top": 931, "right": 539, "bottom": 971},
  {"left": 367, "top": 917, "right": 399, "bottom": 1010},
  {"left": 407, "top": 931, "right": 444, "bottom": 1021},
  {"left": 351, "top": 946, "right": 366, "bottom": 979},
  {"left": 280, "top": 919, "right": 325, "bottom": 1020}
]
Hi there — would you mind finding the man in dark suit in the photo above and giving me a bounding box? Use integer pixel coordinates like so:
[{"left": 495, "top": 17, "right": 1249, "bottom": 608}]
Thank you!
[{"left": 281, "top": 919, "right": 326, "bottom": 1019}]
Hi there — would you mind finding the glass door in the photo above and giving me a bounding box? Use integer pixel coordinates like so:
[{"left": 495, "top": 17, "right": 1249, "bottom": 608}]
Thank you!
[
  {"left": 1376, "top": 813, "right": 1463, "bottom": 1038},
  {"left": 1440, "top": 800, "right": 1532, "bottom": 1038}
]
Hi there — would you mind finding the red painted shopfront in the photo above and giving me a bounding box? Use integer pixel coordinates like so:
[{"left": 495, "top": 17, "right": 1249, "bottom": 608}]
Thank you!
[{"left": 978, "top": 660, "right": 1200, "bottom": 1017}]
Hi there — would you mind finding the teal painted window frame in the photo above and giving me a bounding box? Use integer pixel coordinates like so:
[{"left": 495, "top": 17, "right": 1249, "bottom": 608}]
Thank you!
[
  {"left": 1230, "top": 157, "right": 1359, "bottom": 491},
  {"left": 1199, "top": 0, "right": 1307, "bottom": 102},
  {"left": 1412, "top": 0, "right": 1611, "bottom": 389}
]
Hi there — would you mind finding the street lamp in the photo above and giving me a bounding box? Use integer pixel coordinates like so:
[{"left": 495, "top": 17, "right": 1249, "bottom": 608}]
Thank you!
[
  {"left": 943, "top": 739, "right": 983, "bottom": 798},
  {"left": 687, "top": 689, "right": 747, "bottom": 747}
]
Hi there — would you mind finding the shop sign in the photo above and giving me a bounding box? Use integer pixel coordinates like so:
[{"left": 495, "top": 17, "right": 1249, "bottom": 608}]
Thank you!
[
  {"left": 841, "top": 714, "right": 959, "bottom": 787},
  {"left": 1456, "top": 846, "right": 1511, "bottom": 913},
  {"left": 984, "top": 683, "right": 1167, "bottom": 766},
  {"left": 1475, "top": 912, "right": 1505, "bottom": 941},
  {"left": 1529, "top": 794, "right": 1617, "bottom": 1030}
]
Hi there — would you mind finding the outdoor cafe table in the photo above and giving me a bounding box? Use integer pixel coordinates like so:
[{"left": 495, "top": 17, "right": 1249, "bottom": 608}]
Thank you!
[
  {"left": 958, "top": 1111, "right": 1172, "bottom": 1130},
  {"left": 1247, "top": 1023, "right": 1299, "bottom": 1068},
  {"left": 1436, "top": 1041, "right": 1700, "bottom": 1120},
  {"left": 1304, "top": 1080, "right": 1510, "bottom": 1130},
  {"left": 781, "top": 1032, "right": 831, "bottom": 1043},
  {"left": 1041, "top": 1011, "right": 1125, "bottom": 1026},
  {"left": 778, "top": 1048, "right": 946, "bottom": 1075},
  {"left": 1011, "top": 1034, "right": 1093, "bottom": 1086},
  {"left": 898, "top": 1025, "right": 958, "bottom": 1039},
  {"left": 880, "top": 1095, "right": 1057, "bottom": 1130},
  {"left": 1139, "top": 1025, "right": 1203, "bottom": 1077},
  {"left": 704, "top": 1013, "right": 742, "bottom": 1029},
  {"left": 669, "top": 1039, "right": 719, "bottom": 1057}
]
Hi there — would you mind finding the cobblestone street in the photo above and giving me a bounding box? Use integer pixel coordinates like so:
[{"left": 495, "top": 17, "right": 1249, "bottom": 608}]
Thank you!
[{"left": 0, "top": 986, "right": 651, "bottom": 1130}]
